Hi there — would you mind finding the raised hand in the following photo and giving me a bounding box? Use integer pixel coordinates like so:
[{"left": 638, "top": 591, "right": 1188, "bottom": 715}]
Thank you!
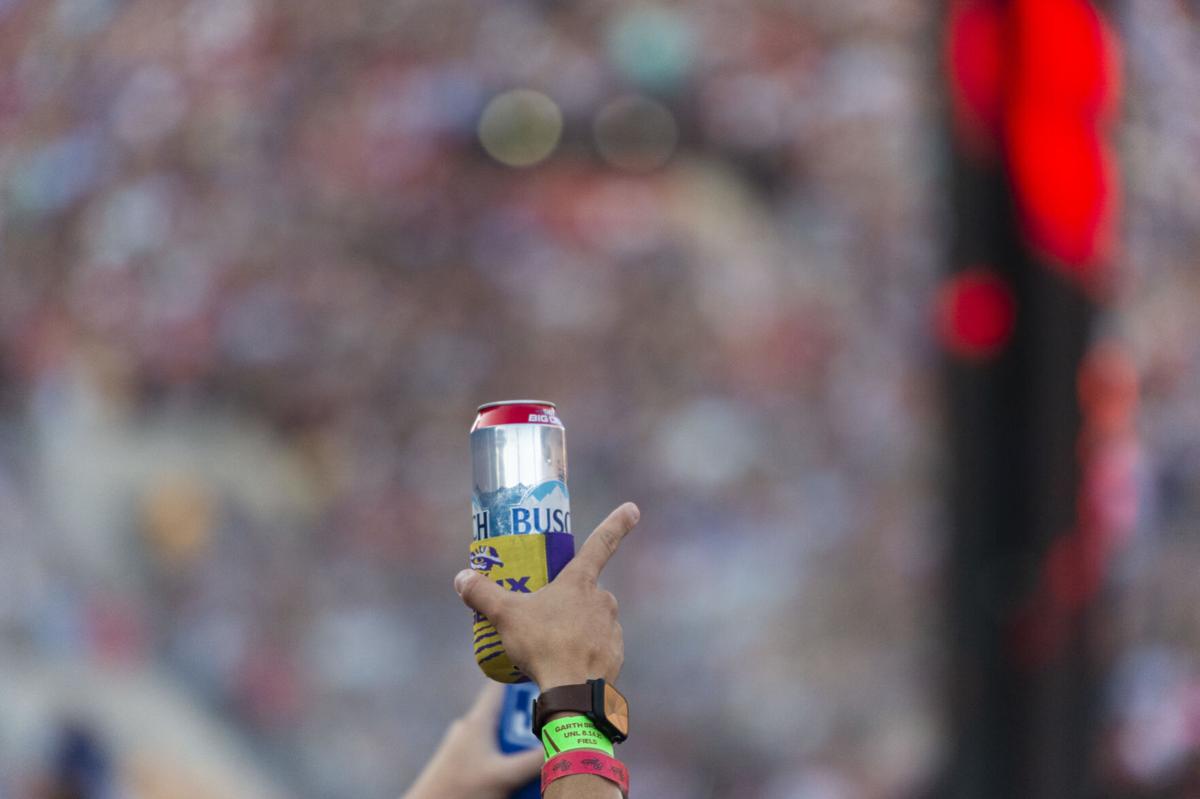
[{"left": 453, "top": 502, "right": 640, "bottom": 689}]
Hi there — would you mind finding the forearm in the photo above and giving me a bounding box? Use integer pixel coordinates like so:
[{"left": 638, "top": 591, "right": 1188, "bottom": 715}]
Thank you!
[
  {"left": 401, "top": 750, "right": 460, "bottom": 799},
  {"left": 401, "top": 777, "right": 441, "bottom": 799},
  {"left": 544, "top": 775, "right": 622, "bottom": 799}
]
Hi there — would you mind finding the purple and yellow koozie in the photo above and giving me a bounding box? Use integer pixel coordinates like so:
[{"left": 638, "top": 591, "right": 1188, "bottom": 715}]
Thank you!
[{"left": 469, "top": 533, "right": 575, "bottom": 681}]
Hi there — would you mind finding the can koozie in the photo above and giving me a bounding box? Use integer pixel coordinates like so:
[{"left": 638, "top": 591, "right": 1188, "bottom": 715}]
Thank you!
[{"left": 470, "top": 531, "right": 575, "bottom": 682}]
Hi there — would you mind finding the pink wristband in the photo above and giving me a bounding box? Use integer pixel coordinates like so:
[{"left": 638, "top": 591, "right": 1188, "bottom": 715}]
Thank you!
[{"left": 541, "top": 749, "right": 630, "bottom": 797}]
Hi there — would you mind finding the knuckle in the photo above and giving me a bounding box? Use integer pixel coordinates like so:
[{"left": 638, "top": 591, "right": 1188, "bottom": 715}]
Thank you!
[
  {"left": 600, "top": 529, "right": 620, "bottom": 556},
  {"left": 599, "top": 590, "right": 619, "bottom": 615}
]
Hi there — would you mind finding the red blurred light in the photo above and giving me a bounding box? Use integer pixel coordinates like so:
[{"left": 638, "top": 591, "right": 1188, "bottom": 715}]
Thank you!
[
  {"left": 1077, "top": 340, "right": 1139, "bottom": 432},
  {"left": 1006, "top": 104, "right": 1117, "bottom": 270},
  {"left": 1011, "top": 0, "right": 1121, "bottom": 119},
  {"left": 1044, "top": 531, "right": 1104, "bottom": 611},
  {"left": 946, "top": 0, "right": 1005, "bottom": 153},
  {"left": 1003, "top": 0, "right": 1121, "bottom": 280},
  {"left": 937, "top": 268, "right": 1017, "bottom": 359},
  {"left": 946, "top": 0, "right": 1123, "bottom": 280}
]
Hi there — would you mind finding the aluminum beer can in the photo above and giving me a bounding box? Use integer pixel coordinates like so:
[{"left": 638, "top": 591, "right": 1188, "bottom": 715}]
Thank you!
[{"left": 470, "top": 400, "right": 575, "bottom": 682}]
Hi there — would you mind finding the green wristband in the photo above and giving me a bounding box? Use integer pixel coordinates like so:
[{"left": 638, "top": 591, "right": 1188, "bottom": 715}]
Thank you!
[{"left": 540, "top": 715, "right": 615, "bottom": 760}]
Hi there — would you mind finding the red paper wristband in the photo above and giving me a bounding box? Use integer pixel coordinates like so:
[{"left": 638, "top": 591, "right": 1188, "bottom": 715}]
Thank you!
[{"left": 541, "top": 749, "right": 630, "bottom": 797}]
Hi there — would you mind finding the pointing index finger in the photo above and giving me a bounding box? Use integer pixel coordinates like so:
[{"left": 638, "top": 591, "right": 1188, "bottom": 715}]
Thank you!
[{"left": 568, "top": 502, "right": 640, "bottom": 583}]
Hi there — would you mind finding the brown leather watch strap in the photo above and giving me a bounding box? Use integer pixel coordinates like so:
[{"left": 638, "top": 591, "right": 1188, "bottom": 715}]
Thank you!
[{"left": 532, "top": 684, "right": 594, "bottom": 737}]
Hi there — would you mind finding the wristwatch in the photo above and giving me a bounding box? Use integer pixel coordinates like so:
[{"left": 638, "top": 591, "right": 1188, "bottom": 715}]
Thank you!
[{"left": 532, "top": 678, "right": 629, "bottom": 744}]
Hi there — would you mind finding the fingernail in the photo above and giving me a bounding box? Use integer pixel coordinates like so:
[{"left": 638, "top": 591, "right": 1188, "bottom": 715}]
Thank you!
[
  {"left": 454, "top": 570, "right": 474, "bottom": 596},
  {"left": 626, "top": 502, "right": 640, "bottom": 523}
]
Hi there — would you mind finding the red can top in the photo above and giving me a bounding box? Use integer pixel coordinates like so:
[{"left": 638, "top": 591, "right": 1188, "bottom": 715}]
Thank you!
[{"left": 473, "top": 400, "right": 563, "bottom": 430}]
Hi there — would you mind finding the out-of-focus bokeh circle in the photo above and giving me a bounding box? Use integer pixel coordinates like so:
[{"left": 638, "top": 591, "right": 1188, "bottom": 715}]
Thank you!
[
  {"left": 478, "top": 89, "right": 563, "bottom": 167},
  {"left": 937, "top": 268, "right": 1017, "bottom": 359},
  {"left": 594, "top": 95, "right": 679, "bottom": 173},
  {"left": 606, "top": 6, "right": 695, "bottom": 90}
]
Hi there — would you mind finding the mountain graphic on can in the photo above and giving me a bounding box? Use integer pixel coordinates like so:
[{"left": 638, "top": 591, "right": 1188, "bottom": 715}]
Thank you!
[{"left": 470, "top": 401, "right": 576, "bottom": 682}]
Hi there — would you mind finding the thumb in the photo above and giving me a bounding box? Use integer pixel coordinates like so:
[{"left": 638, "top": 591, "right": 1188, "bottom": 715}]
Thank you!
[
  {"left": 489, "top": 748, "right": 543, "bottom": 789},
  {"left": 454, "top": 569, "right": 511, "bottom": 621}
]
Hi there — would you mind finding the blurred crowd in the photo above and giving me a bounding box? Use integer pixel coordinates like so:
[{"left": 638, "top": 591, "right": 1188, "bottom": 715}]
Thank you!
[
  {"left": 0, "top": 0, "right": 1195, "bottom": 798},
  {"left": 1098, "top": 3, "right": 1200, "bottom": 797}
]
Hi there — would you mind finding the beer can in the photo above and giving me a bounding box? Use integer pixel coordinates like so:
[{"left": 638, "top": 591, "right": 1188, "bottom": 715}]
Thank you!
[{"left": 470, "top": 400, "right": 575, "bottom": 682}]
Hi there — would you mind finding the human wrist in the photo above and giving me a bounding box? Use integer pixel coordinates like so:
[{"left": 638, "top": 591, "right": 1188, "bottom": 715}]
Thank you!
[
  {"left": 534, "top": 673, "right": 587, "bottom": 692},
  {"left": 542, "top": 750, "right": 629, "bottom": 797},
  {"left": 534, "top": 678, "right": 629, "bottom": 747}
]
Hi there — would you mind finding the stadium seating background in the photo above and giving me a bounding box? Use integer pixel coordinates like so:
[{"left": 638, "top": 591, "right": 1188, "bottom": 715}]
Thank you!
[{"left": 0, "top": 1, "right": 1197, "bottom": 797}]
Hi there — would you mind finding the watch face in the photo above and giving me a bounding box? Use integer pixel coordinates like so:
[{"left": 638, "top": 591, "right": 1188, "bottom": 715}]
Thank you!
[{"left": 602, "top": 683, "right": 629, "bottom": 738}]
